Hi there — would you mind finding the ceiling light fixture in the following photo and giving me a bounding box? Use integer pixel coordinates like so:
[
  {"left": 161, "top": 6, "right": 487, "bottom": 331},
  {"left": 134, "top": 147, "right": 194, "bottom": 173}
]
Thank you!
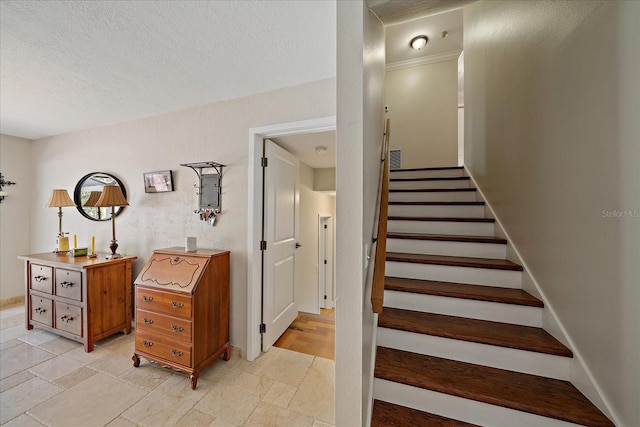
[
  {"left": 315, "top": 146, "right": 328, "bottom": 154},
  {"left": 410, "top": 35, "right": 428, "bottom": 50}
]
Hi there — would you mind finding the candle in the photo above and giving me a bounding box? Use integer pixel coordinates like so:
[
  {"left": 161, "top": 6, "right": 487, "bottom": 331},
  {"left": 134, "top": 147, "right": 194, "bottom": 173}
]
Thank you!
[
  {"left": 73, "top": 234, "right": 77, "bottom": 249},
  {"left": 91, "top": 236, "right": 95, "bottom": 254}
]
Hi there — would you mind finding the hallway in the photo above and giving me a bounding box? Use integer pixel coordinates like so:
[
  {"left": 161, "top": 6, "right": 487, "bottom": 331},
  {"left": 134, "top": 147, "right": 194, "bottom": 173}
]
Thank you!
[{"left": 274, "top": 309, "right": 335, "bottom": 360}]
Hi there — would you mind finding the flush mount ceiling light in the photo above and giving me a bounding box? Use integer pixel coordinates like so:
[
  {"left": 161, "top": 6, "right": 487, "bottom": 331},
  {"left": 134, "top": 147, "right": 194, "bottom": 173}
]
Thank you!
[
  {"left": 315, "top": 145, "right": 328, "bottom": 154},
  {"left": 410, "top": 35, "right": 428, "bottom": 50}
]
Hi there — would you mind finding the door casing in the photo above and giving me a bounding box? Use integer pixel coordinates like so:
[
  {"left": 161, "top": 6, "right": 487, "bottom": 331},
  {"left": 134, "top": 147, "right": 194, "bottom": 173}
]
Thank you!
[{"left": 247, "top": 116, "right": 336, "bottom": 361}]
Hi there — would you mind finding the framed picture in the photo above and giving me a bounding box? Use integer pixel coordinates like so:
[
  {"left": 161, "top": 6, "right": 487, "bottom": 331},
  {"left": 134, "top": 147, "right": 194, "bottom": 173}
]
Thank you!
[{"left": 143, "top": 170, "right": 174, "bottom": 193}]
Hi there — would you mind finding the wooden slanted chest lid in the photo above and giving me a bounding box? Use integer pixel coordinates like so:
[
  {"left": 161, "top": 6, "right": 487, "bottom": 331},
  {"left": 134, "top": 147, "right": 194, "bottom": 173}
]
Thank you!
[{"left": 134, "top": 247, "right": 228, "bottom": 294}]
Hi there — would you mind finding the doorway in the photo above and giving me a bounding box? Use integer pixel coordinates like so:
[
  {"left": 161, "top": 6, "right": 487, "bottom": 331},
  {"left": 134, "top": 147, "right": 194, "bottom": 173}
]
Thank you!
[
  {"left": 247, "top": 116, "right": 336, "bottom": 361},
  {"left": 318, "top": 214, "right": 334, "bottom": 310}
]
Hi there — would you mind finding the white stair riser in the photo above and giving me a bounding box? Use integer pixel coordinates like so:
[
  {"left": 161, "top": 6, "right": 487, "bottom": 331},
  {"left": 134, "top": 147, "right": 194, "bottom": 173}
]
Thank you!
[
  {"left": 390, "top": 169, "right": 465, "bottom": 179},
  {"left": 388, "top": 220, "right": 495, "bottom": 236},
  {"left": 389, "top": 180, "right": 471, "bottom": 190},
  {"left": 383, "top": 290, "right": 540, "bottom": 327},
  {"left": 377, "top": 328, "right": 570, "bottom": 380},
  {"left": 389, "top": 191, "right": 477, "bottom": 202},
  {"left": 388, "top": 204, "right": 485, "bottom": 218},
  {"left": 386, "top": 238, "right": 506, "bottom": 259},
  {"left": 373, "top": 379, "right": 582, "bottom": 427},
  {"left": 385, "top": 261, "right": 522, "bottom": 288}
]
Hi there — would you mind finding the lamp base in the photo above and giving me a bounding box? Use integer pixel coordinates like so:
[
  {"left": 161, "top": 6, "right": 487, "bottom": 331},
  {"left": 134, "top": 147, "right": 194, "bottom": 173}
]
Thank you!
[
  {"left": 106, "top": 240, "right": 122, "bottom": 259},
  {"left": 53, "top": 250, "right": 70, "bottom": 255}
]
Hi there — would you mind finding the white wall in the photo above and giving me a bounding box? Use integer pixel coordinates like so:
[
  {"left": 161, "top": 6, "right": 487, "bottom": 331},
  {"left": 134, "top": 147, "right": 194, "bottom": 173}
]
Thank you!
[
  {"left": 336, "top": 0, "right": 385, "bottom": 425},
  {"left": 0, "top": 135, "right": 32, "bottom": 304},
  {"left": 385, "top": 59, "right": 458, "bottom": 168},
  {"left": 464, "top": 1, "right": 639, "bottom": 426},
  {"left": 29, "top": 78, "right": 336, "bottom": 353},
  {"left": 297, "top": 162, "right": 335, "bottom": 314}
]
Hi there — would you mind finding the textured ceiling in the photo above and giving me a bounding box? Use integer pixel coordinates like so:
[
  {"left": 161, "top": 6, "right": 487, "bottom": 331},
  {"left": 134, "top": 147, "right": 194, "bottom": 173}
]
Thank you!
[
  {"left": 368, "top": 0, "right": 475, "bottom": 25},
  {"left": 385, "top": 8, "right": 463, "bottom": 65},
  {"left": 0, "top": 1, "right": 336, "bottom": 140}
]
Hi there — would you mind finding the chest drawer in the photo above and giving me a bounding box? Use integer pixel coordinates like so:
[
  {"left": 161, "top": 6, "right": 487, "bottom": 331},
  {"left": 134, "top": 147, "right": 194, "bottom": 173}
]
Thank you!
[
  {"left": 136, "top": 309, "right": 192, "bottom": 342},
  {"left": 30, "top": 295, "right": 53, "bottom": 327},
  {"left": 55, "top": 269, "right": 82, "bottom": 301},
  {"left": 31, "top": 264, "right": 53, "bottom": 294},
  {"left": 136, "top": 332, "right": 192, "bottom": 367},
  {"left": 55, "top": 302, "right": 83, "bottom": 337},
  {"left": 136, "top": 288, "right": 192, "bottom": 318}
]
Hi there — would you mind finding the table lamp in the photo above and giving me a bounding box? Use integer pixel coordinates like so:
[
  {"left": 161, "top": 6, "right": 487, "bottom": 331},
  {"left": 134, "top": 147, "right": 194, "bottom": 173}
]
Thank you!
[
  {"left": 83, "top": 190, "right": 103, "bottom": 220},
  {"left": 95, "top": 185, "right": 129, "bottom": 259},
  {"left": 46, "top": 189, "right": 76, "bottom": 253}
]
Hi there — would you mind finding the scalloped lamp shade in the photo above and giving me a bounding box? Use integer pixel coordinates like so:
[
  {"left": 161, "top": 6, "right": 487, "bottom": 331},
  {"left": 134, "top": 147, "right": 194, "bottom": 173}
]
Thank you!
[
  {"left": 46, "top": 189, "right": 75, "bottom": 208},
  {"left": 83, "top": 191, "right": 103, "bottom": 207},
  {"left": 95, "top": 186, "right": 129, "bottom": 207}
]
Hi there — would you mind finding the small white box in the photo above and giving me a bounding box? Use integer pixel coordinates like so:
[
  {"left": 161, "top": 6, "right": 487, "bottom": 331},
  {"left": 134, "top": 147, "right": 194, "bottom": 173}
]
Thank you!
[{"left": 185, "top": 237, "right": 197, "bottom": 252}]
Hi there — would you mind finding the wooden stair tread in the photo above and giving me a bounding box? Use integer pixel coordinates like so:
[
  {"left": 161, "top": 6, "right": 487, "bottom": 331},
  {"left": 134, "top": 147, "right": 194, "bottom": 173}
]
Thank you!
[
  {"left": 375, "top": 347, "right": 613, "bottom": 426},
  {"left": 371, "top": 400, "right": 477, "bottom": 426},
  {"left": 386, "top": 252, "right": 523, "bottom": 271},
  {"left": 379, "top": 308, "right": 570, "bottom": 356},
  {"left": 387, "top": 232, "right": 507, "bottom": 244},
  {"left": 388, "top": 216, "right": 495, "bottom": 223},
  {"left": 389, "top": 201, "right": 484, "bottom": 206},
  {"left": 391, "top": 166, "right": 464, "bottom": 172},
  {"left": 384, "top": 277, "right": 543, "bottom": 307},
  {"left": 391, "top": 176, "right": 470, "bottom": 182},
  {"left": 390, "top": 188, "right": 476, "bottom": 193}
]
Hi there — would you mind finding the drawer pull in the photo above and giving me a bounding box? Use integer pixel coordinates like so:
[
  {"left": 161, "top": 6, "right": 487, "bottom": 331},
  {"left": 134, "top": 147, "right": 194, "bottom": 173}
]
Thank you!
[
  {"left": 142, "top": 295, "right": 154, "bottom": 302},
  {"left": 171, "top": 301, "right": 184, "bottom": 308},
  {"left": 34, "top": 307, "right": 47, "bottom": 314},
  {"left": 60, "top": 281, "right": 74, "bottom": 288},
  {"left": 171, "top": 349, "right": 183, "bottom": 357},
  {"left": 60, "top": 315, "right": 74, "bottom": 323},
  {"left": 143, "top": 317, "right": 154, "bottom": 325},
  {"left": 34, "top": 275, "right": 48, "bottom": 282},
  {"left": 171, "top": 325, "right": 184, "bottom": 333},
  {"left": 142, "top": 340, "right": 154, "bottom": 347}
]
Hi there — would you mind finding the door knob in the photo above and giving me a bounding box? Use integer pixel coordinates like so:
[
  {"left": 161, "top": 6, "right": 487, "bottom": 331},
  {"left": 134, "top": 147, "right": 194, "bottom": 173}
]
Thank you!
[{"left": 295, "top": 243, "right": 302, "bottom": 249}]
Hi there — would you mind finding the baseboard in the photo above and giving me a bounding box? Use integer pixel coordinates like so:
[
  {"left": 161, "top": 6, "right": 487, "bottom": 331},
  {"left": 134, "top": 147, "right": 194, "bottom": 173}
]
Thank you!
[
  {"left": 0, "top": 295, "right": 24, "bottom": 308},
  {"left": 464, "top": 166, "right": 620, "bottom": 426}
]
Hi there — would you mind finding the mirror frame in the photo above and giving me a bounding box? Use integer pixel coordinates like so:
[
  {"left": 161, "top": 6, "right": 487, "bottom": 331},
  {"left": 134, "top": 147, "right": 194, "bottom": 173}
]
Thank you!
[{"left": 74, "top": 172, "right": 128, "bottom": 221}]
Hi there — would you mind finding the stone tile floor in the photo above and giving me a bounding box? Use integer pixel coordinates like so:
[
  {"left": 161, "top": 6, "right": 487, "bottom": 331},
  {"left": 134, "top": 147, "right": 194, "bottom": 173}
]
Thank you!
[{"left": 0, "top": 305, "right": 335, "bottom": 426}]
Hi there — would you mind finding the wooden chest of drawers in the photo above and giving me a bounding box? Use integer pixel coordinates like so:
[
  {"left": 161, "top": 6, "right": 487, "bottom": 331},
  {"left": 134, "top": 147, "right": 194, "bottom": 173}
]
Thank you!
[
  {"left": 19, "top": 252, "right": 137, "bottom": 352},
  {"left": 132, "top": 247, "right": 230, "bottom": 389}
]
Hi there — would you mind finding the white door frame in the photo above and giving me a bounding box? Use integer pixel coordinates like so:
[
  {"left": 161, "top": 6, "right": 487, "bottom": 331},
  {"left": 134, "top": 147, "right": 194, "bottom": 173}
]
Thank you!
[
  {"left": 247, "top": 115, "right": 336, "bottom": 361},
  {"left": 318, "top": 214, "right": 334, "bottom": 310}
]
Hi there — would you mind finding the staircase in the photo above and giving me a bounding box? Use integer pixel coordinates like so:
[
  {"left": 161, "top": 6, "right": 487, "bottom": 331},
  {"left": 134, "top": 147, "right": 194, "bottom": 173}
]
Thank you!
[{"left": 371, "top": 166, "right": 614, "bottom": 427}]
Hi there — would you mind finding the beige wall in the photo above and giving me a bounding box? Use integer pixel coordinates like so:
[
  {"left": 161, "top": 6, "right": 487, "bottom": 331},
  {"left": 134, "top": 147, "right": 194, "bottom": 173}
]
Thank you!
[
  {"left": 313, "top": 167, "right": 335, "bottom": 192},
  {"left": 336, "top": 0, "right": 385, "bottom": 424},
  {"left": 464, "top": 1, "right": 639, "bottom": 426},
  {"left": 297, "top": 162, "right": 335, "bottom": 314},
  {"left": 385, "top": 59, "right": 458, "bottom": 168},
  {"left": 28, "top": 78, "right": 335, "bottom": 353},
  {"left": 0, "top": 135, "right": 32, "bottom": 304}
]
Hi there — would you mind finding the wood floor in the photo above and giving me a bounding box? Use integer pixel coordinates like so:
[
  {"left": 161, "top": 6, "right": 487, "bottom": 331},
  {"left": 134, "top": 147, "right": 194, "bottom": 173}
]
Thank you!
[{"left": 274, "top": 310, "right": 335, "bottom": 360}]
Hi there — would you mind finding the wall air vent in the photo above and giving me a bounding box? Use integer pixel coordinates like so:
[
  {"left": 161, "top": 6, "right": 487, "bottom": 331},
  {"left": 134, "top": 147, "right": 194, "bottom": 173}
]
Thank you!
[{"left": 390, "top": 149, "right": 402, "bottom": 170}]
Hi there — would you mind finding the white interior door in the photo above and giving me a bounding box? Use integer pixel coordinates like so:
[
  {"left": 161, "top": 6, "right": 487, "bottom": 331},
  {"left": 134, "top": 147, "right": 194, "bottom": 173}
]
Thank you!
[{"left": 262, "top": 139, "right": 299, "bottom": 351}]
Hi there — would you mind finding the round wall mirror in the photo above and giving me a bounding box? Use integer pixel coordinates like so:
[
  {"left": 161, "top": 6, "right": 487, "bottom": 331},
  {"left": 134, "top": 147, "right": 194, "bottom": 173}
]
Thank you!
[{"left": 74, "top": 172, "right": 127, "bottom": 221}]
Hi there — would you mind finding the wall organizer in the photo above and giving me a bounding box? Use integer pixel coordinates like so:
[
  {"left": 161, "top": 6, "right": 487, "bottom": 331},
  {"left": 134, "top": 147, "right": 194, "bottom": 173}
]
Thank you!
[{"left": 180, "top": 161, "right": 225, "bottom": 226}]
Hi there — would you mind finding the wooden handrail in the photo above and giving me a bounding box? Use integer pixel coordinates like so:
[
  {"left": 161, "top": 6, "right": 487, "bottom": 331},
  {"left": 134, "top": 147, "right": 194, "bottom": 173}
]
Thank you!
[{"left": 371, "top": 118, "right": 390, "bottom": 314}]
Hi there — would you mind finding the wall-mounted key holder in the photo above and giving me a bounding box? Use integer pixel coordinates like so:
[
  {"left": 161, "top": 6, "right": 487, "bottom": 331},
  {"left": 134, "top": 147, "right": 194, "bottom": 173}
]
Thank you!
[{"left": 180, "top": 161, "right": 225, "bottom": 225}]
